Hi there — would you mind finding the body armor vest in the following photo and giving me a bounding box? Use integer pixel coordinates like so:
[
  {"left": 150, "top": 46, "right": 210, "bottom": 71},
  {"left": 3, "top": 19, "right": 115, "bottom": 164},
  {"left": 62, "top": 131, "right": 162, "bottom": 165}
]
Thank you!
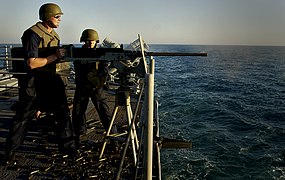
[
  {"left": 29, "top": 22, "right": 60, "bottom": 75},
  {"left": 30, "top": 22, "right": 60, "bottom": 48}
]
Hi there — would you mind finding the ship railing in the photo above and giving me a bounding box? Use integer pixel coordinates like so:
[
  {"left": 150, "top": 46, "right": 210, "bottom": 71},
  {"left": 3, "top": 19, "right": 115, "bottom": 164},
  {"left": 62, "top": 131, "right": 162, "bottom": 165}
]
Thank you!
[
  {"left": 0, "top": 45, "right": 13, "bottom": 70},
  {"left": 0, "top": 45, "right": 20, "bottom": 94}
]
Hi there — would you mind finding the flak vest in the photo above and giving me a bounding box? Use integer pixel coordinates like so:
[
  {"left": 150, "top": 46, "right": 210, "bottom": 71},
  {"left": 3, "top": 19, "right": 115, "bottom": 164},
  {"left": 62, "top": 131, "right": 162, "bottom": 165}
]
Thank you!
[{"left": 29, "top": 22, "right": 69, "bottom": 75}]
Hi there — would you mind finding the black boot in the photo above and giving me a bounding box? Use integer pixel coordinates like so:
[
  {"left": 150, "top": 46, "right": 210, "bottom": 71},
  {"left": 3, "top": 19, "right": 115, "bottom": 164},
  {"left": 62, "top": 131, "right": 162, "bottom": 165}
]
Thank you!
[
  {"left": 75, "top": 135, "right": 81, "bottom": 149},
  {"left": 58, "top": 137, "right": 78, "bottom": 157},
  {"left": 1, "top": 151, "right": 16, "bottom": 166}
]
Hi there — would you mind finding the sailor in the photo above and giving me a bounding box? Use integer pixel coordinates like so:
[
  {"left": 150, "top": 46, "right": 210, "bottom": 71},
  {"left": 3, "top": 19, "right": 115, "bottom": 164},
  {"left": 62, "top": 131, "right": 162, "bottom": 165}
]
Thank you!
[
  {"left": 72, "top": 29, "right": 117, "bottom": 146},
  {"left": 2, "top": 3, "right": 76, "bottom": 165}
]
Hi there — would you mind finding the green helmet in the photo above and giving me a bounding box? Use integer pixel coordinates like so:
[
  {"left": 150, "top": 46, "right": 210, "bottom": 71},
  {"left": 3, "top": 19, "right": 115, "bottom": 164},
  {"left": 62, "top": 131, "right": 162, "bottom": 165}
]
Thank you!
[
  {"left": 80, "top": 29, "right": 99, "bottom": 42},
  {"left": 39, "top": 3, "right": 63, "bottom": 21}
]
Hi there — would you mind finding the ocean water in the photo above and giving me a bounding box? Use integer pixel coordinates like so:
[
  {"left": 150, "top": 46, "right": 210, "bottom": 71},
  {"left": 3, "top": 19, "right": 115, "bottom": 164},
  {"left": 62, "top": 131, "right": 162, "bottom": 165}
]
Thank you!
[
  {"left": 1, "top": 44, "right": 284, "bottom": 179},
  {"left": 150, "top": 45, "right": 285, "bottom": 180}
]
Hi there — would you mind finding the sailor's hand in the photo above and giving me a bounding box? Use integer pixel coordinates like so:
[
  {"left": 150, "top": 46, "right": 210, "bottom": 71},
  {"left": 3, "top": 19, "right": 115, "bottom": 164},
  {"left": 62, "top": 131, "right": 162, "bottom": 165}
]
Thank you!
[
  {"left": 87, "top": 71, "right": 107, "bottom": 88},
  {"left": 55, "top": 48, "right": 66, "bottom": 59},
  {"left": 35, "top": 111, "right": 42, "bottom": 119}
]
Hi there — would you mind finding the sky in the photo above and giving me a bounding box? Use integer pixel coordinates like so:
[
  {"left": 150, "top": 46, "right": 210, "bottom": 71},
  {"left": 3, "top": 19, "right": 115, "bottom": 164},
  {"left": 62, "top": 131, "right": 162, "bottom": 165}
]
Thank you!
[{"left": 1, "top": 0, "right": 285, "bottom": 46}]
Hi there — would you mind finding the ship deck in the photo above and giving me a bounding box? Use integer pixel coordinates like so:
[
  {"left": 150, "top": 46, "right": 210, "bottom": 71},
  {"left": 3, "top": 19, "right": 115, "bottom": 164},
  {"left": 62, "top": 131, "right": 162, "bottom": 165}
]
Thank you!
[{"left": 0, "top": 77, "right": 149, "bottom": 179}]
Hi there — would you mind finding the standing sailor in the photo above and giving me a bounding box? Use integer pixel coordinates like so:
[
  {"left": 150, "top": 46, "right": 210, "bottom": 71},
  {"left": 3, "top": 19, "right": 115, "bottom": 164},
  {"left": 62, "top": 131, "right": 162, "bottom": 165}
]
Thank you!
[
  {"left": 72, "top": 29, "right": 116, "bottom": 146},
  {"left": 2, "top": 3, "right": 75, "bottom": 165}
]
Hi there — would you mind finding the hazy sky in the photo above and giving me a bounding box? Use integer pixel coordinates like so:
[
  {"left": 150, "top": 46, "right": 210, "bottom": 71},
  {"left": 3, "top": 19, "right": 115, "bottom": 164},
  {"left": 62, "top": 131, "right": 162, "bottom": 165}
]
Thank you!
[{"left": 1, "top": 0, "right": 285, "bottom": 46}]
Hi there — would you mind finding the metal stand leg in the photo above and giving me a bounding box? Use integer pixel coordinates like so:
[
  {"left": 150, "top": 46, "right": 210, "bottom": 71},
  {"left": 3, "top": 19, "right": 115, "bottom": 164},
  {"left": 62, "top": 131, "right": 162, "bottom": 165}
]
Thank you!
[
  {"left": 116, "top": 85, "right": 144, "bottom": 180},
  {"left": 99, "top": 105, "right": 118, "bottom": 159},
  {"left": 99, "top": 88, "right": 139, "bottom": 161},
  {"left": 125, "top": 91, "right": 139, "bottom": 160}
]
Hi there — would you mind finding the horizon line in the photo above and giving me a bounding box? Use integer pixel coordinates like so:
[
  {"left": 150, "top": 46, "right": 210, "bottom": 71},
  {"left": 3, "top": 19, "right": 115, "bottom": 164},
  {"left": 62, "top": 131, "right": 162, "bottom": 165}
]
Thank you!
[{"left": 1, "top": 42, "right": 285, "bottom": 47}]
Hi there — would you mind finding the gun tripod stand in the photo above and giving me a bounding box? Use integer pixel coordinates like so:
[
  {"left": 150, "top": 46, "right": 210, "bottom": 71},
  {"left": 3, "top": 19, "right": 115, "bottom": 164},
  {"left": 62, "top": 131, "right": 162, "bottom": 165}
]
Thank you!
[{"left": 99, "top": 84, "right": 143, "bottom": 164}]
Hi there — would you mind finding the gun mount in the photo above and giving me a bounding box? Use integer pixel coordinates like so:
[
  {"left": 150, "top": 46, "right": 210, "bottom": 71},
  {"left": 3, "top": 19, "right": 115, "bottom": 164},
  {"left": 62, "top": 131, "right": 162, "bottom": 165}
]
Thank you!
[{"left": 10, "top": 41, "right": 207, "bottom": 92}]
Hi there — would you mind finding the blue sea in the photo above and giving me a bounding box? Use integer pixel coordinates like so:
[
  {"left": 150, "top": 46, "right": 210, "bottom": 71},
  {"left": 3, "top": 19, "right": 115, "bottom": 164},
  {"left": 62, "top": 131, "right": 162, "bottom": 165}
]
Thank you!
[
  {"left": 1, "top": 44, "right": 285, "bottom": 179},
  {"left": 150, "top": 45, "right": 285, "bottom": 180}
]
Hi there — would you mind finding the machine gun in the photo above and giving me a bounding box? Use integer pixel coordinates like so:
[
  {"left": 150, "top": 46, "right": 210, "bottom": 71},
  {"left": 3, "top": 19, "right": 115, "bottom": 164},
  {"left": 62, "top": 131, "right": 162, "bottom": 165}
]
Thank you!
[
  {"left": 9, "top": 44, "right": 207, "bottom": 74},
  {"left": 10, "top": 43, "right": 207, "bottom": 87},
  {"left": 62, "top": 45, "right": 207, "bottom": 86}
]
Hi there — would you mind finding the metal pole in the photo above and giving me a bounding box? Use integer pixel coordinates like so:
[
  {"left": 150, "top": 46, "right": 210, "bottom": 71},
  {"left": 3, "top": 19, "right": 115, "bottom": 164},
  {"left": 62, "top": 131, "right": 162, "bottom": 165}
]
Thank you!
[
  {"left": 4, "top": 45, "right": 9, "bottom": 71},
  {"left": 144, "top": 57, "right": 154, "bottom": 179}
]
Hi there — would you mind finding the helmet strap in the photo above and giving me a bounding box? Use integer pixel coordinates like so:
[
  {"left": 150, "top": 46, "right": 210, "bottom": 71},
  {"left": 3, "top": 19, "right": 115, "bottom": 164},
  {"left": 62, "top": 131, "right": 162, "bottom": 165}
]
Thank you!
[{"left": 42, "top": 21, "right": 54, "bottom": 32}]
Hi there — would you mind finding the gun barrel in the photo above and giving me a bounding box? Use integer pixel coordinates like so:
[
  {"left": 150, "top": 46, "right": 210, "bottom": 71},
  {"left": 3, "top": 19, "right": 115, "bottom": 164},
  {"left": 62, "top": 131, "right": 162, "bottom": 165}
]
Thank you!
[
  {"left": 145, "top": 52, "right": 207, "bottom": 57},
  {"left": 9, "top": 47, "right": 208, "bottom": 61}
]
